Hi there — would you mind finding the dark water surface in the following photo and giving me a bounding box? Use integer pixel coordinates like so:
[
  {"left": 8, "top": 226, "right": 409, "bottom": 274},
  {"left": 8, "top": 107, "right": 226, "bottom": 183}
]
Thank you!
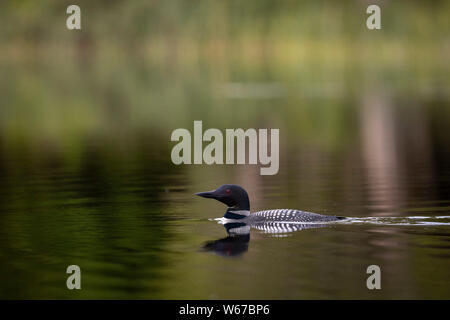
[{"left": 0, "top": 145, "right": 449, "bottom": 299}]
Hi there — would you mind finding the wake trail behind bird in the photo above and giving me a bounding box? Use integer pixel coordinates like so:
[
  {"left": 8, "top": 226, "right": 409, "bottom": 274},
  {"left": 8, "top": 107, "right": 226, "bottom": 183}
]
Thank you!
[{"left": 339, "top": 216, "right": 450, "bottom": 226}]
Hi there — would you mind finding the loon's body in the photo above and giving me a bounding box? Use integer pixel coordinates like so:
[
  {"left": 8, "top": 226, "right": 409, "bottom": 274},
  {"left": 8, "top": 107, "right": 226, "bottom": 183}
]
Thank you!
[
  {"left": 196, "top": 184, "right": 345, "bottom": 223},
  {"left": 230, "top": 209, "right": 343, "bottom": 223}
]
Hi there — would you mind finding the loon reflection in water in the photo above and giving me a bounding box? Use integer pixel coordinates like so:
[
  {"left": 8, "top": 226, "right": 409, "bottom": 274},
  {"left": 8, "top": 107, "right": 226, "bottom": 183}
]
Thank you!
[
  {"left": 203, "top": 223, "right": 250, "bottom": 257},
  {"left": 203, "top": 220, "right": 331, "bottom": 257}
]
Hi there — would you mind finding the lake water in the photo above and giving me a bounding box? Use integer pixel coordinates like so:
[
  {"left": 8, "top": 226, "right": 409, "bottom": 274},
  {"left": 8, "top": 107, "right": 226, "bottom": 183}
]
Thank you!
[{"left": 1, "top": 126, "right": 449, "bottom": 299}]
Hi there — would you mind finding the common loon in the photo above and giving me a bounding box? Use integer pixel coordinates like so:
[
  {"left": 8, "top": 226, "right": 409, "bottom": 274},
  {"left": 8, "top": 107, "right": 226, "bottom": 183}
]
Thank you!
[{"left": 196, "top": 184, "right": 346, "bottom": 223}]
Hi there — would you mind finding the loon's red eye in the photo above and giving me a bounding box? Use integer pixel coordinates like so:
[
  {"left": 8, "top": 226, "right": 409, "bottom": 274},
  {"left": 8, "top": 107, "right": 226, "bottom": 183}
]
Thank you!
[{"left": 225, "top": 189, "right": 231, "bottom": 194}]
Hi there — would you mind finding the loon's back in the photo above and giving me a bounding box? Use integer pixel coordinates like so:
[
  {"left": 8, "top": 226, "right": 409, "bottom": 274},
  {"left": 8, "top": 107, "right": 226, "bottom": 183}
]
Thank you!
[{"left": 247, "top": 209, "right": 344, "bottom": 223}]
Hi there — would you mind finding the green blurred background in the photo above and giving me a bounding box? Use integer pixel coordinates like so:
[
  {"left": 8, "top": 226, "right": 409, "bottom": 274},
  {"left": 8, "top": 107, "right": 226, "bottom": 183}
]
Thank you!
[{"left": 1, "top": 0, "right": 448, "bottom": 163}]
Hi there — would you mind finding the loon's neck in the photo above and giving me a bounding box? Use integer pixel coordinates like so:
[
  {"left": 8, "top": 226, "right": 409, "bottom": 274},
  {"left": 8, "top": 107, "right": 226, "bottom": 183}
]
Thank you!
[
  {"left": 224, "top": 207, "right": 251, "bottom": 219},
  {"left": 223, "top": 192, "right": 250, "bottom": 219}
]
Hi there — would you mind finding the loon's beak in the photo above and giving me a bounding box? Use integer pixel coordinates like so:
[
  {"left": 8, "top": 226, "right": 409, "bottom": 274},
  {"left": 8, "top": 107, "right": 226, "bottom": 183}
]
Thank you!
[{"left": 195, "top": 190, "right": 217, "bottom": 199}]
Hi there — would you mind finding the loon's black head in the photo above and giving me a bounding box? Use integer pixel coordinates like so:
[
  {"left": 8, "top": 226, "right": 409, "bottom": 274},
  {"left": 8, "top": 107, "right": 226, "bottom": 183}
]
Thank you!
[{"left": 195, "top": 184, "right": 250, "bottom": 212}]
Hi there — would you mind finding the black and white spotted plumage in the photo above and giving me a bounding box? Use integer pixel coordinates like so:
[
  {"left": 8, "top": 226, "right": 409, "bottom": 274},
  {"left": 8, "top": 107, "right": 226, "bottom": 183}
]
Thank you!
[{"left": 248, "top": 209, "right": 344, "bottom": 223}]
